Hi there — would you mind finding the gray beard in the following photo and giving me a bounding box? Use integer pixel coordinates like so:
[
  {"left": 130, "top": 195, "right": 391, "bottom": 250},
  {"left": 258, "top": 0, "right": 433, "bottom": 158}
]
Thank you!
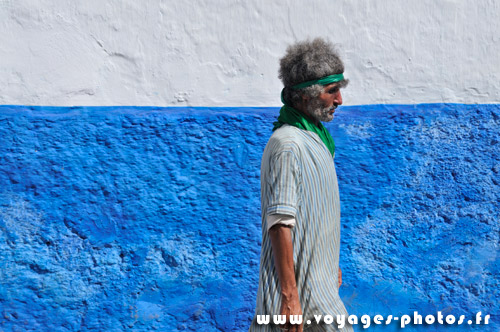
[{"left": 306, "top": 98, "right": 335, "bottom": 123}]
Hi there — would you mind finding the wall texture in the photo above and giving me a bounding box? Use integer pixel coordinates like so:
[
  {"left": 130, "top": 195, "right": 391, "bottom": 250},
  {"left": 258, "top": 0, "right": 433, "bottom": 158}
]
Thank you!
[
  {"left": 0, "top": 104, "right": 498, "bottom": 331},
  {"left": 2, "top": 1, "right": 500, "bottom": 331},
  {"left": 1, "top": 0, "right": 499, "bottom": 106}
]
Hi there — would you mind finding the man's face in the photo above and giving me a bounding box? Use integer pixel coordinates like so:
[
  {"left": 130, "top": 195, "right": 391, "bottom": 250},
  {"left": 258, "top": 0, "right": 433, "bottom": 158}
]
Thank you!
[{"left": 306, "top": 83, "right": 343, "bottom": 123}]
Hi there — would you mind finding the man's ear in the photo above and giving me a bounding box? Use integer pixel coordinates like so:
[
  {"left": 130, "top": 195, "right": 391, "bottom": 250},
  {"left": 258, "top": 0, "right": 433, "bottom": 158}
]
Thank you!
[{"left": 300, "top": 94, "right": 310, "bottom": 110}]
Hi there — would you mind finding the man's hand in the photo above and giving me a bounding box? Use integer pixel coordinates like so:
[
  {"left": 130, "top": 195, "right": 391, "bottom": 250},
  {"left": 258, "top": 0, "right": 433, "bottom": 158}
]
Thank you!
[
  {"left": 338, "top": 267, "right": 342, "bottom": 287},
  {"left": 269, "top": 224, "right": 303, "bottom": 332},
  {"left": 280, "top": 289, "right": 303, "bottom": 332}
]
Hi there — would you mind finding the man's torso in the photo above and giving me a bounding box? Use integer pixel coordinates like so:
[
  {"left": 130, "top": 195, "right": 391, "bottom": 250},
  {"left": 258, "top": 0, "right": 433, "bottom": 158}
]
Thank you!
[{"left": 250, "top": 125, "right": 351, "bottom": 331}]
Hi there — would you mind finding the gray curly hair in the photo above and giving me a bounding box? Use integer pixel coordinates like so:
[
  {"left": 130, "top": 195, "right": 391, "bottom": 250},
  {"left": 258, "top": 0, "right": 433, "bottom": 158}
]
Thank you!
[{"left": 279, "top": 38, "right": 348, "bottom": 106}]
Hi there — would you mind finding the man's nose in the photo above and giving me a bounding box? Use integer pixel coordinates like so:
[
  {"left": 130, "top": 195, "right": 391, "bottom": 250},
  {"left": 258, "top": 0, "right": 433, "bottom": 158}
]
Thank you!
[{"left": 335, "top": 91, "right": 343, "bottom": 105}]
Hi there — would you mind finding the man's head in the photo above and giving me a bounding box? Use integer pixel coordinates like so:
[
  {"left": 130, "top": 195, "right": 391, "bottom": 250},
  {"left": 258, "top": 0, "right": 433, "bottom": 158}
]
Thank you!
[{"left": 279, "top": 38, "right": 348, "bottom": 123}]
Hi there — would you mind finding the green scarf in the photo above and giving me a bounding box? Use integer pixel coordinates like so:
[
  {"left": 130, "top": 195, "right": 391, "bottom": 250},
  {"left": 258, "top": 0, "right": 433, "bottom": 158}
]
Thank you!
[{"left": 273, "top": 104, "right": 336, "bottom": 157}]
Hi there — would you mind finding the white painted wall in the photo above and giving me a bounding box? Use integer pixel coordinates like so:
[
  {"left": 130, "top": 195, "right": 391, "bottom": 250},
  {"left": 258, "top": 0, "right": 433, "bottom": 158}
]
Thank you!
[{"left": 1, "top": 0, "right": 499, "bottom": 106}]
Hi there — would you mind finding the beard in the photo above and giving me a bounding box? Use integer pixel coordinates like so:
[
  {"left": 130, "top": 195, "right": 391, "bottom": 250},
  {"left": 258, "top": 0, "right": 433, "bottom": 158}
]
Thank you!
[{"left": 306, "top": 98, "right": 336, "bottom": 123}]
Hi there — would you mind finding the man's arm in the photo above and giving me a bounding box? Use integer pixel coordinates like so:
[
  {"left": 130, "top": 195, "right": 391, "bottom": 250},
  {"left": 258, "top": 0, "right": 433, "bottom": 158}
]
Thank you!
[{"left": 269, "top": 224, "right": 303, "bottom": 332}]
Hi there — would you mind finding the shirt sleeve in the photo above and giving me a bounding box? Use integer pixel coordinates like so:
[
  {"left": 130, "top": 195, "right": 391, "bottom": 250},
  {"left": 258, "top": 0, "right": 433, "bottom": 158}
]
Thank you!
[
  {"left": 264, "top": 150, "right": 301, "bottom": 218},
  {"left": 266, "top": 214, "right": 296, "bottom": 232}
]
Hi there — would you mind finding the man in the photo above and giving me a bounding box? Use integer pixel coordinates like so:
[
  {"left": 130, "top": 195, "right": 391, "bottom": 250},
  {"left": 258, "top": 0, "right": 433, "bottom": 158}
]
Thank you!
[{"left": 249, "top": 38, "right": 353, "bottom": 332}]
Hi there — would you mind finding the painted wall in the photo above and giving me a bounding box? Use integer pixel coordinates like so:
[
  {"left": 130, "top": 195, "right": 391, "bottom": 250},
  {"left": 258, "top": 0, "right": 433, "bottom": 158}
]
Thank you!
[
  {"left": 2, "top": 1, "right": 499, "bottom": 331},
  {"left": 1, "top": 0, "right": 499, "bottom": 106},
  {"left": 0, "top": 104, "right": 499, "bottom": 331}
]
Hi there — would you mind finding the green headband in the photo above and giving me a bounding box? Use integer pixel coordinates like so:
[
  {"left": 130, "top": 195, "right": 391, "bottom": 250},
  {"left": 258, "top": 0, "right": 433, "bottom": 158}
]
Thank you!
[
  {"left": 281, "top": 73, "right": 345, "bottom": 104},
  {"left": 291, "top": 73, "right": 344, "bottom": 90}
]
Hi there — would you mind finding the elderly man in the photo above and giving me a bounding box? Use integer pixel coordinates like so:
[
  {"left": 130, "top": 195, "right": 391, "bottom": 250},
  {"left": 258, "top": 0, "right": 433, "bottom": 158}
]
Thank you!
[{"left": 249, "top": 38, "right": 353, "bottom": 332}]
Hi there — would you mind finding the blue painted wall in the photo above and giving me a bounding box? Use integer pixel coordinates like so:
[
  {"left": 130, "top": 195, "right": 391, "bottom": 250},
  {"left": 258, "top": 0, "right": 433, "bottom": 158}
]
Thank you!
[{"left": 0, "top": 104, "right": 498, "bottom": 331}]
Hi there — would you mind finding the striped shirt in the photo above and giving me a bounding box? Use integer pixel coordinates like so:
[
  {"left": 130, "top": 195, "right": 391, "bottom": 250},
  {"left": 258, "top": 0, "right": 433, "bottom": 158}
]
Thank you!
[{"left": 249, "top": 125, "right": 353, "bottom": 332}]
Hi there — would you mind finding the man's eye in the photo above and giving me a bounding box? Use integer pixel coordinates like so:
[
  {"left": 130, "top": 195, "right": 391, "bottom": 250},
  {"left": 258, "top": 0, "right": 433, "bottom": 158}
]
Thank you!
[{"left": 329, "top": 88, "right": 339, "bottom": 94}]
